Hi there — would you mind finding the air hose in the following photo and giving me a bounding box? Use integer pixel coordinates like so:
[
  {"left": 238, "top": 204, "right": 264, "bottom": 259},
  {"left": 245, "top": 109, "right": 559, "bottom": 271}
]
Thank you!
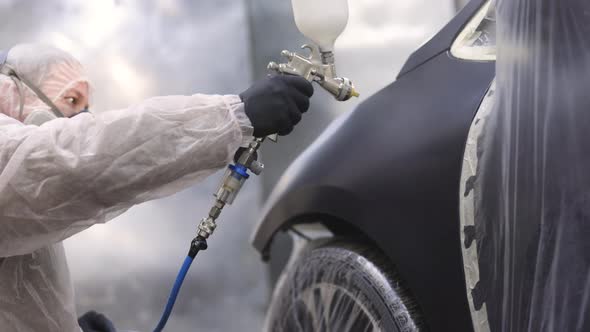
[
  {"left": 153, "top": 237, "right": 208, "bottom": 332},
  {"left": 151, "top": 139, "right": 265, "bottom": 332}
]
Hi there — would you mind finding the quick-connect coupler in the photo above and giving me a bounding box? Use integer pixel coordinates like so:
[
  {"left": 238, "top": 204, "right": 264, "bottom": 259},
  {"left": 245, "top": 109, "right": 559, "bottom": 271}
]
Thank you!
[{"left": 197, "top": 217, "right": 217, "bottom": 239}]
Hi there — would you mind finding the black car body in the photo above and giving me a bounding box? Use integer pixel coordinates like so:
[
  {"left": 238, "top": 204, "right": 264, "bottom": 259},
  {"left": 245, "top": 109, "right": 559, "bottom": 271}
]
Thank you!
[{"left": 252, "top": 1, "right": 495, "bottom": 331}]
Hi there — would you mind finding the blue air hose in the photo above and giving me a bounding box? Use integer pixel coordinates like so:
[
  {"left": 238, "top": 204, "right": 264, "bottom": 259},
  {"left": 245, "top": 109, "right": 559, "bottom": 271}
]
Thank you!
[
  {"left": 153, "top": 237, "right": 208, "bottom": 332},
  {"left": 153, "top": 255, "right": 193, "bottom": 332}
]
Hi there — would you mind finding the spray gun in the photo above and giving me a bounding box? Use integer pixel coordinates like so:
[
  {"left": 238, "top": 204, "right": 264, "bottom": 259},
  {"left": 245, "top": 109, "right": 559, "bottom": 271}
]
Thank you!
[
  {"left": 268, "top": 44, "right": 358, "bottom": 101},
  {"left": 153, "top": 1, "right": 356, "bottom": 331},
  {"left": 268, "top": 0, "right": 358, "bottom": 101}
]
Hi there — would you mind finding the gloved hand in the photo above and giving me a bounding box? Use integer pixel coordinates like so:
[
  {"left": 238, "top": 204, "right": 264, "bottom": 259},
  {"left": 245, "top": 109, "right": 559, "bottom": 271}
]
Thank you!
[
  {"left": 78, "top": 311, "right": 116, "bottom": 332},
  {"left": 240, "top": 75, "right": 314, "bottom": 137}
]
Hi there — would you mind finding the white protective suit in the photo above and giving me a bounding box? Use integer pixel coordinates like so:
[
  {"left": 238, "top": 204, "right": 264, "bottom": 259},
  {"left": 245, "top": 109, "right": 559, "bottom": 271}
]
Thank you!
[{"left": 0, "top": 44, "right": 253, "bottom": 331}]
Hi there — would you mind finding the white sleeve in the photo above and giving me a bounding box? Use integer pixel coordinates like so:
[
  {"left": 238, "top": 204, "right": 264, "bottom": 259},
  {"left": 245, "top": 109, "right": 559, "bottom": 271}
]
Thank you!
[{"left": 0, "top": 94, "right": 253, "bottom": 257}]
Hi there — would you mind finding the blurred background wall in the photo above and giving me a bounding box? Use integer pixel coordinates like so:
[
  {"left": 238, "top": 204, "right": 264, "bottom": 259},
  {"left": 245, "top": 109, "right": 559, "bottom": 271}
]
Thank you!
[{"left": 0, "top": 0, "right": 460, "bottom": 331}]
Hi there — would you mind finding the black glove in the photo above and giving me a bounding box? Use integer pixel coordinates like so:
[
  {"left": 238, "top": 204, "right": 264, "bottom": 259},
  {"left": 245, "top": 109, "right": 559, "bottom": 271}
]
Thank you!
[
  {"left": 78, "top": 311, "right": 116, "bottom": 332},
  {"left": 240, "top": 75, "right": 314, "bottom": 137}
]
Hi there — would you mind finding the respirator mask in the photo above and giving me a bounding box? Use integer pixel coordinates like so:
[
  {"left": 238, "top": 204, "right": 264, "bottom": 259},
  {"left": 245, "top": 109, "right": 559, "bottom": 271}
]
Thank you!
[{"left": 0, "top": 48, "right": 74, "bottom": 125}]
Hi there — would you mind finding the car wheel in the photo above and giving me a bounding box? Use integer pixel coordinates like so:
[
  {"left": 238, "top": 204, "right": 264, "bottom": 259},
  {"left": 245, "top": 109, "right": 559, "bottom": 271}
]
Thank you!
[{"left": 264, "top": 240, "right": 424, "bottom": 332}]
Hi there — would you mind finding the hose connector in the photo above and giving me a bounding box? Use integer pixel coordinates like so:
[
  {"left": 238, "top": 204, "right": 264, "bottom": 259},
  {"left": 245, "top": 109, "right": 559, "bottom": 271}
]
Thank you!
[{"left": 197, "top": 217, "right": 217, "bottom": 240}]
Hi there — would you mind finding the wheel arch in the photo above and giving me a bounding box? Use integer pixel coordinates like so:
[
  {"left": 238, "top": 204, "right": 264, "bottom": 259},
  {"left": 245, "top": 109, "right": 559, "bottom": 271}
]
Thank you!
[{"left": 251, "top": 184, "right": 385, "bottom": 261}]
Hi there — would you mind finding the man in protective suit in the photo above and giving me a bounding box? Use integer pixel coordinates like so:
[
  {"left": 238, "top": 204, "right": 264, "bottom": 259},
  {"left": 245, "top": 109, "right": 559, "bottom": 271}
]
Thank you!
[{"left": 0, "top": 43, "right": 313, "bottom": 332}]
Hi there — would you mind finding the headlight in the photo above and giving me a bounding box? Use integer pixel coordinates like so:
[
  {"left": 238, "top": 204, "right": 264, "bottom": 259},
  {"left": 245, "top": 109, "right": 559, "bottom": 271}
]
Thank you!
[{"left": 451, "top": 1, "right": 496, "bottom": 61}]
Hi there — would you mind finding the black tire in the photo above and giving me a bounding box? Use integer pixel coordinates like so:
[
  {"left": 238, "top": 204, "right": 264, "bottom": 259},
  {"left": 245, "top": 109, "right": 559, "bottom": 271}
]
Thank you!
[{"left": 264, "top": 240, "right": 424, "bottom": 332}]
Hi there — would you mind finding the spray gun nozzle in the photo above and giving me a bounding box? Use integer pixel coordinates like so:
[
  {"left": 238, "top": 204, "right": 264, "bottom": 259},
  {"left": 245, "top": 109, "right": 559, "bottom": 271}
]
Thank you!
[{"left": 267, "top": 62, "right": 279, "bottom": 71}]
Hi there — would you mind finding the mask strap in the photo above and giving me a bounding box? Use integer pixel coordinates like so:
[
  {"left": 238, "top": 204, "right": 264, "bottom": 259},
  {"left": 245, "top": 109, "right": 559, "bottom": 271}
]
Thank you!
[{"left": 9, "top": 75, "right": 25, "bottom": 119}]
